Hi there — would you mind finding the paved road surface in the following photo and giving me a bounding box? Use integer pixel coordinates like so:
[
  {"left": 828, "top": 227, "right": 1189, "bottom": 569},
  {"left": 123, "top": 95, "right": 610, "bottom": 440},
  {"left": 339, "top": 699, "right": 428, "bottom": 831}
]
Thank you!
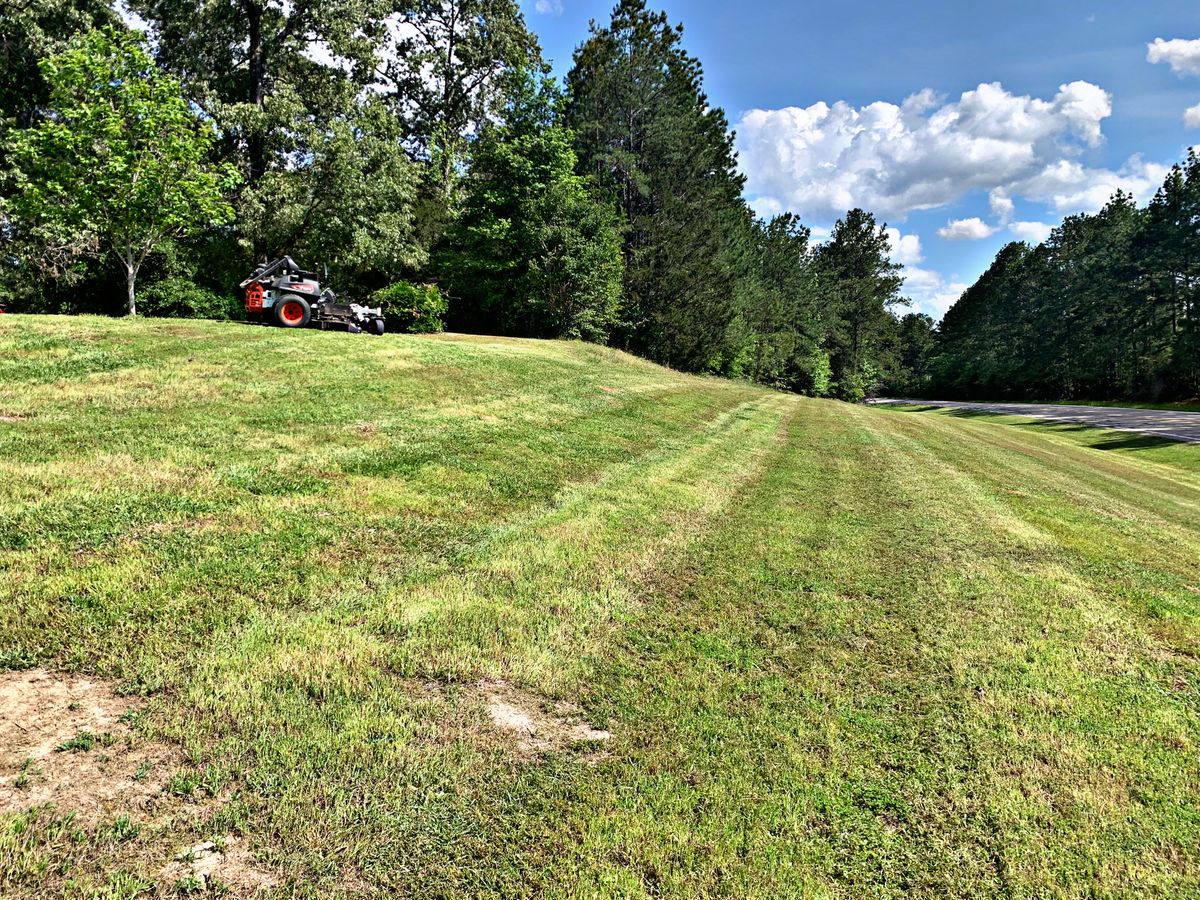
[{"left": 874, "top": 399, "right": 1200, "bottom": 444}]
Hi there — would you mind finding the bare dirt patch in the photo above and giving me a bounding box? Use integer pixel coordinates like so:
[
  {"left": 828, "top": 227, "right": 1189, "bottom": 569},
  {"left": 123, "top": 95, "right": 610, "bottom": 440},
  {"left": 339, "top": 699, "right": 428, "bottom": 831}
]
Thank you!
[
  {"left": 159, "top": 837, "right": 278, "bottom": 894},
  {"left": 0, "top": 668, "right": 182, "bottom": 825},
  {"left": 478, "top": 679, "right": 611, "bottom": 758}
]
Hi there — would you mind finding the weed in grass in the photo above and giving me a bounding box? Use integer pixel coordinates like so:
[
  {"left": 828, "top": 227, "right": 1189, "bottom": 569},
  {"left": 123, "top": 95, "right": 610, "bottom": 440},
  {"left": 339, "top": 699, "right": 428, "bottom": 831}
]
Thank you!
[
  {"left": 55, "top": 730, "right": 97, "bottom": 752},
  {"left": 105, "top": 815, "right": 139, "bottom": 843},
  {"left": 174, "top": 875, "right": 205, "bottom": 894},
  {"left": 165, "top": 769, "right": 203, "bottom": 798}
]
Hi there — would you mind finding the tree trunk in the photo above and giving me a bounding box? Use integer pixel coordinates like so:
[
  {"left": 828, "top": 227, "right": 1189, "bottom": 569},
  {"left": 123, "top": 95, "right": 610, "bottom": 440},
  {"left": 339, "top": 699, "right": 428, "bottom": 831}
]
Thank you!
[
  {"left": 125, "top": 262, "right": 138, "bottom": 317},
  {"left": 245, "top": 0, "right": 267, "bottom": 260}
]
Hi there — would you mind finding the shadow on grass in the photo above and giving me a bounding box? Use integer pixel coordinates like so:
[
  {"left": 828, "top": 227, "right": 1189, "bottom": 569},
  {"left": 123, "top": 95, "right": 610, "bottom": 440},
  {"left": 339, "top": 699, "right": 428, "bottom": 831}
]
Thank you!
[
  {"left": 1086, "top": 432, "right": 1185, "bottom": 452},
  {"left": 881, "top": 404, "right": 1192, "bottom": 451}
]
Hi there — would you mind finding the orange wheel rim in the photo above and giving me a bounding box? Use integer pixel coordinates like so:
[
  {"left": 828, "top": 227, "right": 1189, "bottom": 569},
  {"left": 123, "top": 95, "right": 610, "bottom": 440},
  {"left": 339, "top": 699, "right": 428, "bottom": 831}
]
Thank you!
[{"left": 280, "top": 301, "right": 304, "bottom": 324}]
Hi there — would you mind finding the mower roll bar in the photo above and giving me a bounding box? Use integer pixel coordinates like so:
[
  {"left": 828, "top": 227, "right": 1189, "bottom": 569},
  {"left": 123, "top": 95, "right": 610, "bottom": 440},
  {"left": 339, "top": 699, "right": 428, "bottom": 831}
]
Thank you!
[{"left": 239, "top": 256, "right": 317, "bottom": 289}]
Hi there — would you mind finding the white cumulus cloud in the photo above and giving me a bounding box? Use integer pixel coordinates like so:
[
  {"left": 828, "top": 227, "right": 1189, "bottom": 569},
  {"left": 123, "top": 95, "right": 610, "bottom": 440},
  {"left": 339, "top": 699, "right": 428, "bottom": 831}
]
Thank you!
[
  {"left": 1147, "top": 37, "right": 1200, "bottom": 76},
  {"left": 884, "top": 227, "right": 924, "bottom": 265},
  {"left": 1185, "top": 102, "right": 1200, "bottom": 128},
  {"left": 535, "top": 0, "right": 563, "bottom": 14},
  {"left": 1009, "top": 221, "right": 1055, "bottom": 243},
  {"left": 901, "top": 266, "right": 968, "bottom": 320},
  {"left": 735, "top": 80, "right": 1165, "bottom": 223},
  {"left": 989, "top": 190, "right": 1015, "bottom": 224},
  {"left": 937, "top": 217, "right": 998, "bottom": 240},
  {"left": 877, "top": 228, "right": 964, "bottom": 320}
]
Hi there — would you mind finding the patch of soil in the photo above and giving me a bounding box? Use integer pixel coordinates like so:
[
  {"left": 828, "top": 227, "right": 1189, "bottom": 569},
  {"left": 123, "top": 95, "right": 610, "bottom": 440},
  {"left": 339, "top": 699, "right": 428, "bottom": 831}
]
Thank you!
[
  {"left": 0, "top": 668, "right": 182, "bottom": 825},
  {"left": 0, "top": 412, "right": 31, "bottom": 422},
  {"left": 478, "top": 679, "right": 611, "bottom": 758},
  {"left": 160, "top": 838, "right": 278, "bottom": 894}
]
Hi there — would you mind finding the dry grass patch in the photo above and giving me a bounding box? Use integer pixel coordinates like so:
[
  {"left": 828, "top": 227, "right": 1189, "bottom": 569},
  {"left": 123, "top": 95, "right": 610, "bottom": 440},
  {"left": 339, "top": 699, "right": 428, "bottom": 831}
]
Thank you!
[
  {"left": 0, "top": 669, "right": 182, "bottom": 826},
  {"left": 478, "top": 679, "right": 611, "bottom": 758},
  {"left": 159, "top": 836, "right": 278, "bottom": 895}
]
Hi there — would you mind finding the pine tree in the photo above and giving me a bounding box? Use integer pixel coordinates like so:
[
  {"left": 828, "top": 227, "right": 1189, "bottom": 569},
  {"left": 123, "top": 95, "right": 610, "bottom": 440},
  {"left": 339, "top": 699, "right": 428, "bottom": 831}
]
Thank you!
[
  {"left": 565, "top": 0, "right": 753, "bottom": 370},
  {"left": 815, "top": 209, "right": 905, "bottom": 400},
  {"left": 437, "top": 72, "right": 623, "bottom": 341}
]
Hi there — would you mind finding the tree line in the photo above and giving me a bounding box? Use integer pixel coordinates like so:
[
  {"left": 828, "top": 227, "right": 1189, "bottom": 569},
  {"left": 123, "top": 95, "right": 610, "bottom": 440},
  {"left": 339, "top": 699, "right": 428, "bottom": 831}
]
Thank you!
[
  {"left": 923, "top": 150, "right": 1200, "bottom": 402},
  {"left": 1, "top": 0, "right": 927, "bottom": 400}
]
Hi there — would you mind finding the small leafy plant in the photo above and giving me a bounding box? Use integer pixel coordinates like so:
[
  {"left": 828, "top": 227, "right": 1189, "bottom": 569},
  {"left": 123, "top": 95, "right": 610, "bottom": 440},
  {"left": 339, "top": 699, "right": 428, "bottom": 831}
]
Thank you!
[{"left": 371, "top": 281, "right": 447, "bottom": 333}]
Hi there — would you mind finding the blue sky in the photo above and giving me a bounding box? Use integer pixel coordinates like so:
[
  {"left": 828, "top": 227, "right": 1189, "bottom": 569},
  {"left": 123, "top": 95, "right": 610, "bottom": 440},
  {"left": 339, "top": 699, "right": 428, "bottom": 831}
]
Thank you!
[{"left": 517, "top": 0, "right": 1200, "bottom": 319}]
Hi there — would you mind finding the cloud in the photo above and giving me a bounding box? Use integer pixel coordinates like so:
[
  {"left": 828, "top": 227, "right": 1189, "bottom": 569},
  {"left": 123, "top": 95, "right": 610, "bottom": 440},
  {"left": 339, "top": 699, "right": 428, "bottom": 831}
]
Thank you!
[
  {"left": 900, "top": 266, "right": 968, "bottom": 320},
  {"left": 735, "top": 80, "right": 1166, "bottom": 223},
  {"left": 884, "top": 227, "right": 923, "bottom": 265},
  {"left": 937, "top": 217, "right": 998, "bottom": 240},
  {"left": 1186, "top": 103, "right": 1200, "bottom": 128},
  {"left": 1009, "top": 221, "right": 1055, "bottom": 243},
  {"left": 878, "top": 228, "right": 963, "bottom": 320},
  {"left": 535, "top": 0, "right": 563, "bottom": 14},
  {"left": 1007, "top": 154, "right": 1169, "bottom": 212},
  {"left": 989, "top": 190, "right": 1015, "bottom": 224},
  {"left": 1147, "top": 37, "right": 1200, "bottom": 77}
]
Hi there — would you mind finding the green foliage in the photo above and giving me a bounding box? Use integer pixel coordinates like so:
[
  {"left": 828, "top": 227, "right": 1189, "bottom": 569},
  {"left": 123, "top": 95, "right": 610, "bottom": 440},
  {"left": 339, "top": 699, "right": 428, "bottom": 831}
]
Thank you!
[
  {"left": 748, "top": 213, "right": 819, "bottom": 388},
  {"left": 138, "top": 277, "right": 241, "bottom": 321},
  {"left": 792, "top": 349, "right": 833, "bottom": 397},
  {"left": 888, "top": 313, "right": 936, "bottom": 396},
  {"left": 372, "top": 281, "right": 447, "bottom": 333},
  {"left": 0, "top": 0, "right": 116, "bottom": 130},
  {"left": 234, "top": 93, "right": 424, "bottom": 285},
  {"left": 4, "top": 28, "right": 237, "bottom": 314},
  {"left": 816, "top": 209, "right": 906, "bottom": 395},
  {"left": 378, "top": 0, "right": 542, "bottom": 166},
  {"left": 566, "top": 0, "right": 754, "bottom": 368},
  {"left": 933, "top": 153, "right": 1200, "bottom": 401},
  {"left": 438, "top": 72, "right": 623, "bottom": 342},
  {"left": 133, "top": 0, "right": 424, "bottom": 277}
]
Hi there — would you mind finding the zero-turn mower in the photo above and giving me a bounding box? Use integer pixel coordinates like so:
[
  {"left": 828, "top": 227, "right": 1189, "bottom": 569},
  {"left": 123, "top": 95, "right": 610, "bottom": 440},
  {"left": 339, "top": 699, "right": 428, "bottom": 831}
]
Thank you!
[{"left": 240, "top": 256, "right": 386, "bottom": 334}]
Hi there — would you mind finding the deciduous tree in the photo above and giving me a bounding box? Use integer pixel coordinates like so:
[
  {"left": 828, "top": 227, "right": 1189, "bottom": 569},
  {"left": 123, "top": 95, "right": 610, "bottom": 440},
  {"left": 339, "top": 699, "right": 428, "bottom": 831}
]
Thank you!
[{"left": 6, "top": 29, "right": 237, "bottom": 314}]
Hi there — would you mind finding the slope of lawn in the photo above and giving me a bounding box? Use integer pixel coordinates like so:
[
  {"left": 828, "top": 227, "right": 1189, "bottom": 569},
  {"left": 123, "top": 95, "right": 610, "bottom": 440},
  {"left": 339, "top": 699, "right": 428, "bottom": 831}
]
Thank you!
[{"left": 1, "top": 315, "right": 1199, "bottom": 898}]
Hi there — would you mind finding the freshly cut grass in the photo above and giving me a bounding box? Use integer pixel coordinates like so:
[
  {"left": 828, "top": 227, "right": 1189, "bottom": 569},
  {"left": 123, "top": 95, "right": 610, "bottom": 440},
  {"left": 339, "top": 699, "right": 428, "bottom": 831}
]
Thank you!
[{"left": 1, "top": 315, "right": 1198, "bottom": 898}]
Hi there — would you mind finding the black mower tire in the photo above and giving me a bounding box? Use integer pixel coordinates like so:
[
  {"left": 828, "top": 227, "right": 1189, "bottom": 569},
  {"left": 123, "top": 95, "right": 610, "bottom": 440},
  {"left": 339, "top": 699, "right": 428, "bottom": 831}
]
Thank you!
[
  {"left": 274, "top": 294, "right": 312, "bottom": 328},
  {"left": 368, "top": 318, "right": 385, "bottom": 336}
]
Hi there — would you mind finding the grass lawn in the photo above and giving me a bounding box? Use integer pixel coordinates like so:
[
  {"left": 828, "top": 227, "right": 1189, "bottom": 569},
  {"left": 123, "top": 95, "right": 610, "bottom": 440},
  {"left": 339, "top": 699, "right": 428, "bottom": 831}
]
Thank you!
[{"left": 2, "top": 315, "right": 1199, "bottom": 898}]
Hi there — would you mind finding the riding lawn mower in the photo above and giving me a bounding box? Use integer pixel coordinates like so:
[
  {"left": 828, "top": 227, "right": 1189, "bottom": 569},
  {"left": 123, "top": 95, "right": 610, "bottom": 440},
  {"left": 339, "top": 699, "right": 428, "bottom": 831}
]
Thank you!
[{"left": 240, "top": 257, "right": 385, "bottom": 334}]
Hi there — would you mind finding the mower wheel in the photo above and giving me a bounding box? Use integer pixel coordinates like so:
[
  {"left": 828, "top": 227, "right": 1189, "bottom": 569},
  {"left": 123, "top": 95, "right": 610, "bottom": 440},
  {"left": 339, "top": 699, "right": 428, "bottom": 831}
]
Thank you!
[
  {"left": 274, "top": 294, "right": 311, "bottom": 328},
  {"left": 368, "top": 318, "right": 385, "bottom": 336}
]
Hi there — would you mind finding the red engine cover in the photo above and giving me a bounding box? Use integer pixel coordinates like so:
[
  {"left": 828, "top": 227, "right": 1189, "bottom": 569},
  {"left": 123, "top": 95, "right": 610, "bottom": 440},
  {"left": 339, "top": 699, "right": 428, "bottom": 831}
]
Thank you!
[{"left": 245, "top": 282, "right": 264, "bottom": 312}]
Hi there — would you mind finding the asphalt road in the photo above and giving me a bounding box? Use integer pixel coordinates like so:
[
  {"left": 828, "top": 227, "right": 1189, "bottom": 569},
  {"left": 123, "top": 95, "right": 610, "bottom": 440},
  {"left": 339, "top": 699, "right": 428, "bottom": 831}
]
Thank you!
[{"left": 874, "top": 399, "right": 1200, "bottom": 444}]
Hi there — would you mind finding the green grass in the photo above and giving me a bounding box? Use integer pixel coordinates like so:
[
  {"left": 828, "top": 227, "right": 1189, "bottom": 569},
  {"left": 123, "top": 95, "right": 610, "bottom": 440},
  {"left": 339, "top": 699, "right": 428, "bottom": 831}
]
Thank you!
[{"left": 2, "top": 315, "right": 1199, "bottom": 898}]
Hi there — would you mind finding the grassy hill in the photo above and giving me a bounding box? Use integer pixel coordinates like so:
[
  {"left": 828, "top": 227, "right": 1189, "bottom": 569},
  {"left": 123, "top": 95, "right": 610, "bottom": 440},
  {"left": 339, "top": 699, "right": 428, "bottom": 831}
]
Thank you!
[{"left": 2, "top": 315, "right": 1199, "bottom": 898}]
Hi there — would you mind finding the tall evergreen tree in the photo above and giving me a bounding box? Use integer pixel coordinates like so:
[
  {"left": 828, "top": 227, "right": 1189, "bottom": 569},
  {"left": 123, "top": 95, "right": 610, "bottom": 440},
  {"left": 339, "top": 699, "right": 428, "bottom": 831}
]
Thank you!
[
  {"left": 815, "top": 209, "right": 906, "bottom": 399},
  {"left": 746, "top": 213, "right": 818, "bottom": 386},
  {"left": 437, "top": 72, "right": 623, "bottom": 341},
  {"left": 565, "top": 0, "right": 753, "bottom": 370}
]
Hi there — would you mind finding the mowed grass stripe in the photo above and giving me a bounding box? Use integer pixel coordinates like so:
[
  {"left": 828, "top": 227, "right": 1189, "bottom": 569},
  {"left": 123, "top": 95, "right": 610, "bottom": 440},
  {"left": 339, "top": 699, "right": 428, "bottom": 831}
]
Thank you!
[
  {"left": 477, "top": 399, "right": 1200, "bottom": 898},
  {"left": 870, "top": 407, "right": 1200, "bottom": 645},
  {"left": 122, "top": 395, "right": 793, "bottom": 896}
]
